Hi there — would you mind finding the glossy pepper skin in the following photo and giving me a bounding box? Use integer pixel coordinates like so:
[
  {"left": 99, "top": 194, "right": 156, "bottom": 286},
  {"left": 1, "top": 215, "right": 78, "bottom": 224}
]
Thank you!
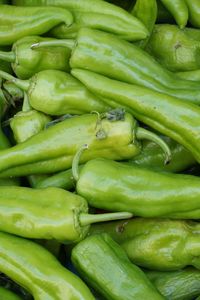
[
  {"left": 0, "top": 111, "right": 142, "bottom": 177},
  {"left": 0, "top": 287, "right": 22, "bottom": 300},
  {"left": 69, "top": 28, "right": 200, "bottom": 104},
  {"left": 0, "top": 231, "right": 95, "bottom": 300},
  {"left": 0, "top": 69, "right": 110, "bottom": 115},
  {"left": 146, "top": 24, "right": 200, "bottom": 72},
  {"left": 0, "top": 36, "right": 72, "bottom": 79},
  {"left": 146, "top": 267, "right": 200, "bottom": 300},
  {"left": 0, "top": 5, "right": 73, "bottom": 46},
  {"left": 12, "top": 0, "right": 149, "bottom": 42},
  {"left": 72, "top": 234, "right": 164, "bottom": 300},
  {"left": 89, "top": 218, "right": 200, "bottom": 270},
  {"left": 76, "top": 158, "right": 200, "bottom": 219},
  {"left": 159, "top": 0, "right": 188, "bottom": 29},
  {"left": 0, "top": 186, "right": 132, "bottom": 242},
  {"left": 72, "top": 69, "right": 200, "bottom": 163}
]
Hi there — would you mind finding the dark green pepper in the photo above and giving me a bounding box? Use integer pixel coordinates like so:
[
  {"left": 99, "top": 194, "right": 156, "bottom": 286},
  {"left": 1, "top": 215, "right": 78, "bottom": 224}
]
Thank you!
[
  {"left": 0, "top": 231, "right": 95, "bottom": 299},
  {"left": 0, "top": 287, "right": 21, "bottom": 300},
  {"left": 12, "top": 0, "right": 149, "bottom": 41},
  {"left": 0, "top": 185, "right": 132, "bottom": 242},
  {"left": 72, "top": 68, "right": 200, "bottom": 163},
  {"left": 0, "top": 5, "right": 73, "bottom": 46},
  {"left": 0, "top": 36, "right": 72, "bottom": 79},
  {"left": 0, "top": 69, "right": 110, "bottom": 115},
  {"left": 72, "top": 233, "right": 164, "bottom": 300},
  {"left": 89, "top": 218, "right": 200, "bottom": 270},
  {"left": 75, "top": 158, "right": 200, "bottom": 219},
  {"left": 146, "top": 267, "right": 200, "bottom": 300},
  {"left": 146, "top": 24, "right": 200, "bottom": 72},
  {"left": 0, "top": 109, "right": 170, "bottom": 177}
]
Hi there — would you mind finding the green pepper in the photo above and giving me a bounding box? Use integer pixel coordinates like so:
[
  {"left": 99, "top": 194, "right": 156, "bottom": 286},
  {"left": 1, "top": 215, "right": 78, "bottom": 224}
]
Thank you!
[
  {"left": 0, "top": 231, "right": 95, "bottom": 300},
  {"left": 68, "top": 28, "right": 200, "bottom": 104},
  {"left": 0, "top": 185, "right": 132, "bottom": 242},
  {"left": 159, "top": 0, "right": 188, "bottom": 28},
  {"left": 176, "top": 69, "right": 200, "bottom": 81},
  {"left": 89, "top": 218, "right": 200, "bottom": 270},
  {"left": 146, "top": 267, "right": 200, "bottom": 300},
  {"left": 72, "top": 233, "right": 164, "bottom": 300},
  {"left": 0, "top": 4, "right": 73, "bottom": 46},
  {"left": 0, "top": 36, "right": 72, "bottom": 79},
  {"left": 185, "top": 0, "right": 200, "bottom": 28},
  {"left": 0, "top": 287, "right": 21, "bottom": 300},
  {"left": 72, "top": 68, "right": 200, "bottom": 163},
  {"left": 0, "top": 69, "right": 110, "bottom": 115},
  {"left": 75, "top": 158, "right": 200, "bottom": 219},
  {"left": 131, "top": 0, "right": 157, "bottom": 48},
  {"left": 146, "top": 24, "right": 200, "bottom": 72},
  {"left": 12, "top": 0, "right": 149, "bottom": 42},
  {"left": 0, "top": 108, "right": 171, "bottom": 177}
]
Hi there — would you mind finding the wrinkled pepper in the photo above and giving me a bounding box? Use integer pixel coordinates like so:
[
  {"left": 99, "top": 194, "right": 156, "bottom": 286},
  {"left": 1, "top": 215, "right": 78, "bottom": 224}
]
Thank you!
[
  {"left": 75, "top": 158, "right": 200, "bottom": 219},
  {"left": 12, "top": 0, "right": 149, "bottom": 41},
  {"left": 0, "top": 69, "right": 110, "bottom": 115},
  {"left": 0, "top": 287, "right": 22, "bottom": 300},
  {"left": 0, "top": 231, "right": 95, "bottom": 300},
  {"left": 89, "top": 218, "right": 200, "bottom": 270},
  {"left": 0, "top": 185, "right": 132, "bottom": 242},
  {"left": 0, "top": 36, "right": 72, "bottom": 79},
  {"left": 0, "top": 5, "right": 73, "bottom": 46},
  {"left": 72, "top": 233, "right": 164, "bottom": 300},
  {"left": 146, "top": 267, "right": 200, "bottom": 300},
  {"left": 0, "top": 110, "right": 170, "bottom": 177},
  {"left": 146, "top": 24, "right": 200, "bottom": 72},
  {"left": 72, "top": 68, "right": 200, "bottom": 163}
]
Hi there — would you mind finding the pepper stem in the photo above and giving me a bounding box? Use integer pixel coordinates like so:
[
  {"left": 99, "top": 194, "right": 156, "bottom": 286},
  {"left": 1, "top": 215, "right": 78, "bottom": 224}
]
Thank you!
[
  {"left": 0, "top": 50, "right": 15, "bottom": 63},
  {"left": 31, "top": 39, "right": 75, "bottom": 50},
  {"left": 136, "top": 127, "right": 171, "bottom": 164},
  {"left": 0, "top": 70, "right": 29, "bottom": 91},
  {"left": 72, "top": 144, "right": 88, "bottom": 181},
  {"left": 22, "top": 92, "right": 32, "bottom": 112},
  {"left": 79, "top": 212, "right": 133, "bottom": 226}
]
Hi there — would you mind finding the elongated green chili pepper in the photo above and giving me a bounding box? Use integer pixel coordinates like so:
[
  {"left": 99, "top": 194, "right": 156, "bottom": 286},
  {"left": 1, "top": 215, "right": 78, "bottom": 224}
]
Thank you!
[
  {"left": 0, "top": 185, "right": 132, "bottom": 242},
  {"left": 72, "top": 68, "right": 200, "bottom": 163},
  {"left": 72, "top": 234, "right": 165, "bottom": 300},
  {"left": 12, "top": 0, "right": 149, "bottom": 41},
  {"left": 0, "top": 5, "right": 73, "bottom": 46},
  {"left": 146, "top": 267, "right": 200, "bottom": 300},
  {"left": 146, "top": 24, "right": 200, "bottom": 72},
  {"left": 0, "top": 106, "right": 171, "bottom": 177},
  {"left": 185, "top": 0, "right": 200, "bottom": 28},
  {"left": 0, "top": 287, "right": 22, "bottom": 300},
  {"left": 0, "top": 231, "right": 95, "bottom": 299},
  {"left": 160, "top": 0, "right": 188, "bottom": 29},
  {"left": 75, "top": 158, "right": 200, "bottom": 219},
  {"left": 0, "top": 36, "right": 72, "bottom": 79},
  {"left": 0, "top": 69, "right": 110, "bottom": 115},
  {"left": 89, "top": 218, "right": 200, "bottom": 270}
]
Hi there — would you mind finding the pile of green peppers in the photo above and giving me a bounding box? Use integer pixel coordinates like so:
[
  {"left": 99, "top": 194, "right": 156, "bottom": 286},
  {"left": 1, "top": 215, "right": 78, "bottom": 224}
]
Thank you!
[{"left": 0, "top": 0, "right": 200, "bottom": 299}]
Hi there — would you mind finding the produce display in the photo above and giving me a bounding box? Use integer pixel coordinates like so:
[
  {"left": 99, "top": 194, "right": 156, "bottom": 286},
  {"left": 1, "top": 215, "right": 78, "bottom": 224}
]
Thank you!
[{"left": 0, "top": 0, "right": 200, "bottom": 299}]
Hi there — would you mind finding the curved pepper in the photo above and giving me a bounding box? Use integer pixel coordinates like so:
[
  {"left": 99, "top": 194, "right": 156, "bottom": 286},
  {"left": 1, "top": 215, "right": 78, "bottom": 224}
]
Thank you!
[
  {"left": 0, "top": 185, "right": 132, "bottom": 242},
  {"left": 159, "top": 0, "right": 188, "bottom": 29},
  {"left": 68, "top": 28, "right": 200, "bottom": 104},
  {"left": 146, "top": 267, "right": 200, "bottom": 300},
  {"left": 0, "top": 287, "right": 22, "bottom": 300},
  {"left": 0, "top": 105, "right": 171, "bottom": 177},
  {"left": 146, "top": 24, "right": 200, "bottom": 72},
  {"left": 75, "top": 158, "right": 200, "bottom": 219},
  {"left": 89, "top": 218, "right": 200, "bottom": 270},
  {"left": 72, "top": 68, "right": 200, "bottom": 163},
  {"left": 0, "top": 36, "right": 72, "bottom": 79},
  {"left": 0, "top": 5, "right": 73, "bottom": 46},
  {"left": 0, "top": 231, "right": 95, "bottom": 300},
  {"left": 185, "top": 0, "right": 200, "bottom": 28},
  {"left": 0, "top": 69, "right": 110, "bottom": 115},
  {"left": 72, "top": 233, "right": 164, "bottom": 300},
  {"left": 12, "top": 0, "right": 149, "bottom": 41}
]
